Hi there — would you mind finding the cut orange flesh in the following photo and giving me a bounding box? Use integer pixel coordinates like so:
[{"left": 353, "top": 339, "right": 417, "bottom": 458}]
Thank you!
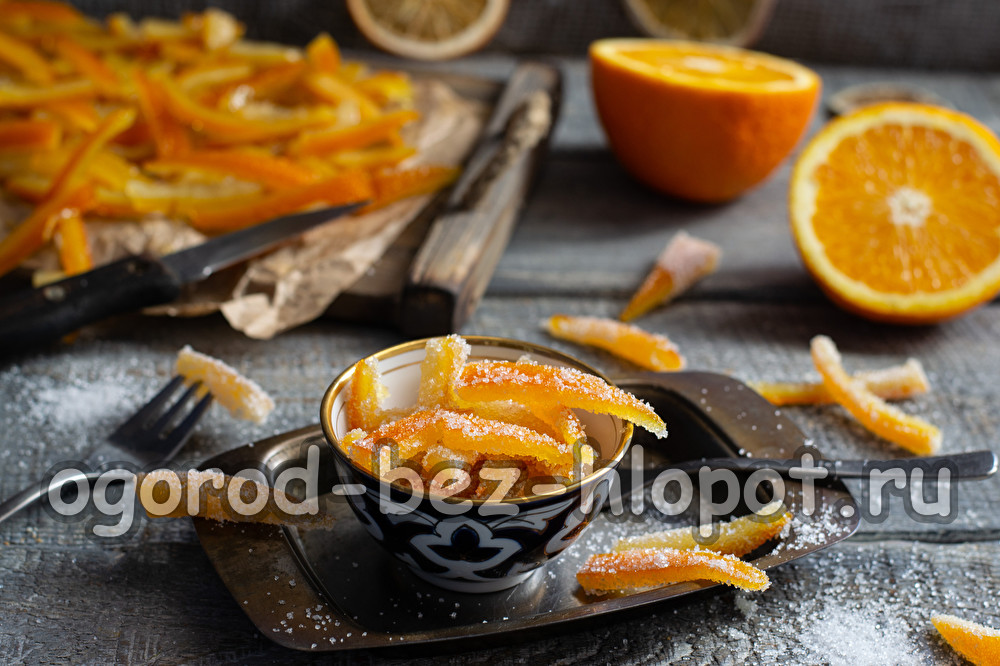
[
  {"left": 614, "top": 501, "right": 792, "bottom": 556},
  {"left": 750, "top": 358, "right": 930, "bottom": 406},
  {"left": 577, "top": 547, "right": 770, "bottom": 595},
  {"left": 457, "top": 360, "right": 667, "bottom": 438},
  {"left": 790, "top": 103, "right": 1000, "bottom": 323},
  {"left": 931, "top": 613, "right": 1000, "bottom": 666},
  {"left": 590, "top": 39, "right": 819, "bottom": 202},
  {"left": 543, "top": 314, "right": 685, "bottom": 372},
  {"left": 176, "top": 345, "right": 274, "bottom": 423},
  {"left": 620, "top": 231, "right": 721, "bottom": 321},
  {"left": 810, "top": 336, "right": 941, "bottom": 454}
]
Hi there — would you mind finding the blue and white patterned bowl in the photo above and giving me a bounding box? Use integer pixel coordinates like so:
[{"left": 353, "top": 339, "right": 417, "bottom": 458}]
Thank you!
[{"left": 320, "top": 336, "right": 633, "bottom": 593}]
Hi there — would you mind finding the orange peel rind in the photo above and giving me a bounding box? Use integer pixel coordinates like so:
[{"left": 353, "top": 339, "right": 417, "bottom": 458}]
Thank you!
[
  {"left": 576, "top": 547, "right": 770, "bottom": 595},
  {"left": 750, "top": 358, "right": 930, "bottom": 406},
  {"left": 931, "top": 614, "right": 1000, "bottom": 666},
  {"left": 810, "top": 335, "right": 941, "bottom": 455},
  {"left": 620, "top": 231, "right": 721, "bottom": 321},
  {"left": 614, "top": 501, "right": 792, "bottom": 556},
  {"left": 175, "top": 345, "right": 274, "bottom": 423},
  {"left": 457, "top": 360, "right": 667, "bottom": 438},
  {"left": 543, "top": 314, "right": 685, "bottom": 372},
  {"left": 345, "top": 355, "right": 391, "bottom": 431}
]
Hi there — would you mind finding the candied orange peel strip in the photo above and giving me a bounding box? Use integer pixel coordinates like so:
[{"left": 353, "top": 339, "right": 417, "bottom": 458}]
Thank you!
[
  {"left": 543, "top": 314, "right": 685, "bottom": 372},
  {"left": 345, "top": 355, "right": 392, "bottom": 431},
  {"left": 810, "top": 336, "right": 942, "bottom": 455},
  {"left": 620, "top": 231, "right": 721, "bottom": 322},
  {"left": 456, "top": 361, "right": 667, "bottom": 438},
  {"left": 576, "top": 547, "right": 770, "bottom": 595},
  {"left": 417, "top": 333, "right": 469, "bottom": 408},
  {"left": 614, "top": 501, "right": 792, "bottom": 556},
  {"left": 931, "top": 613, "right": 1000, "bottom": 666},
  {"left": 750, "top": 358, "right": 930, "bottom": 406},
  {"left": 176, "top": 345, "right": 274, "bottom": 423},
  {"left": 344, "top": 408, "right": 573, "bottom": 476},
  {"left": 136, "top": 469, "right": 336, "bottom": 529}
]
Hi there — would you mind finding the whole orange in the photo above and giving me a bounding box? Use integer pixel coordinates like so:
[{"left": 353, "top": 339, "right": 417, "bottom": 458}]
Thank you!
[{"left": 590, "top": 39, "right": 821, "bottom": 203}]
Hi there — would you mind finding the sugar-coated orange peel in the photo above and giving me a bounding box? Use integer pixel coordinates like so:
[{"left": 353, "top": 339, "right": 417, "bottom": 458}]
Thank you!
[
  {"left": 137, "top": 469, "right": 336, "bottom": 529},
  {"left": 345, "top": 355, "right": 392, "bottom": 432},
  {"left": 456, "top": 360, "right": 667, "bottom": 438},
  {"left": 576, "top": 547, "right": 770, "bottom": 595},
  {"left": 750, "top": 358, "right": 930, "bottom": 406},
  {"left": 810, "top": 335, "right": 942, "bottom": 455},
  {"left": 176, "top": 345, "right": 274, "bottom": 423},
  {"left": 931, "top": 613, "right": 1000, "bottom": 666},
  {"left": 543, "top": 314, "right": 685, "bottom": 372},
  {"left": 614, "top": 501, "right": 793, "bottom": 556},
  {"left": 620, "top": 231, "right": 721, "bottom": 322},
  {"left": 0, "top": 4, "right": 458, "bottom": 277}
]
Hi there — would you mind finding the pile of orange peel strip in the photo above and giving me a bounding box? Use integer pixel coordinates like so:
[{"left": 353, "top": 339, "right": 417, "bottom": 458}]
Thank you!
[
  {"left": 750, "top": 336, "right": 941, "bottom": 455},
  {"left": 341, "top": 334, "right": 666, "bottom": 498},
  {"left": 0, "top": 3, "right": 459, "bottom": 280},
  {"left": 577, "top": 501, "right": 791, "bottom": 595}
]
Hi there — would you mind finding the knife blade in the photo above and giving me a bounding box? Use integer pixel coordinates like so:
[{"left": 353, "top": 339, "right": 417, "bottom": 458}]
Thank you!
[{"left": 0, "top": 202, "right": 363, "bottom": 353}]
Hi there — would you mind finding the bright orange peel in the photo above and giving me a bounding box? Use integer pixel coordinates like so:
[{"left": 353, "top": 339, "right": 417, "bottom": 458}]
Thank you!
[
  {"left": 620, "top": 231, "right": 721, "bottom": 321},
  {"left": 750, "top": 358, "right": 930, "bottom": 406},
  {"left": 931, "top": 613, "right": 1000, "bottom": 666},
  {"left": 543, "top": 314, "right": 685, "bottom": 371}
]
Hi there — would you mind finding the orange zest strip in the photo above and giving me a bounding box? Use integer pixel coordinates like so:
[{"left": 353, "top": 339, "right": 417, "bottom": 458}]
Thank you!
[
  {"left": 345, "top": 356, "right": 392, "bottom": 431},
  {"left": 344, "top": 408, "right": 573, "bottom": 475},
  {"left": 136, "top": 469, "right": 335, "bottom": 529},
  {"left": 288, "top": 109, "right": 419, "bottom": 156},
  {"left": 0, "top": 1, "right": 85, "bottom": 25},
  {"left": 303, "top": 71, "right": 380, "bottom": 119},
  {"left": 0, "top": 184, "right": 93, "bottom": 278},
  {"left": 156, "top": 74, "right": 334, "bottom": 143},
  {"left": 214, "top": 61, "right": 306, "bottom": 109},
  {"left": 37, "top": 99, "right": 100, "bottom": 132},
  {"left": 810, "top": 335, "right": 942, "bottom": 455},
  {"left": 750, "top": 359, "right": 930, "bottom": 406},
  {"left": 46, "top": 107, "right": 136, "bottom": 198},
  {"left": 143, "top": 150, "right": 317, "bottom": 189},
  {"left": 620, "top": 231, "right": 721, "bottom": 322},
  {"left": 456, "top": 361, "right": 667, "bottom": 438},
  {"left": 133, "top": 70, "right": 191, "bottom": 158},
  {"left": 417, "top": 333, "right": 469, "bottom": 408},
  {"left": 543, "top": 314, "right": 686, "bottom": 372},
  {"left": 0, "top": 119, "right": 61, "bottom": 151},
  {"left": 306, "top": 33, "right": 340, "bottom": 73},
  {"left": 576, "top": 547, "right": 770, "bottom": 595},
  {"left": 0, "top": 32, "right": 53, "bottom": 84},
  {"left": 361, "top": 165, "right": 459, "bottom": 213},
  {"left": 330, "top": 145, "right": 416, "bottom": 170},
  {"left": 51, "top": 35, "right": 120, "bottom": 93},
  {"left": 54, "top": 213, "right": 92, "bottom": 275},
  {"left": 181, "top": 170, "right": 373, "bottom": 232},
  {"left": 0, "top": 79, "right": 95, "bottom": 109},
  {"left": 614, "top": 501, "right": 793, "bottom": 556},
  {"left": 931, "top": 614, "right": 1000, "bottom": 666}
]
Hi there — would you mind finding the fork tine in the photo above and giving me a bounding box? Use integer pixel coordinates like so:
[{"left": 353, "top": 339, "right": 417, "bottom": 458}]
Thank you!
[
  {"left": 158, "top": 392, "right": 214, "bottom": 458},
  {"left": 109, "top": 375, "right": 184, "bottom": 438},
  {"left": 148, "top": 381, "right": 202, "bottom": 436}
]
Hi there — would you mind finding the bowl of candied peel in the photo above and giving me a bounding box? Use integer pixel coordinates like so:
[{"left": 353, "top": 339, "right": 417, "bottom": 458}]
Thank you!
[{"left": 320, "top": 335, "right": 667, "bottom": 592}]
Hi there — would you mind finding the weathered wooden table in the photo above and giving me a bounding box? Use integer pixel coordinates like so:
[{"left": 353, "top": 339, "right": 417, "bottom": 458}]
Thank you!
[{"left": 1, "top": 57, "right": 998, "bottom": 664}]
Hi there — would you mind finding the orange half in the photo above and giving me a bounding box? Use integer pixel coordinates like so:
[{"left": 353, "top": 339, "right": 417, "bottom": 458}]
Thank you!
[{"left": 790, "top": 103, "right": 1000, "bottom": 323}]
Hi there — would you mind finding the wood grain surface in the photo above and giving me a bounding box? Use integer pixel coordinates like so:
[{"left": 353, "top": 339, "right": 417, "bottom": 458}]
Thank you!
[{"left": 1, "top": 57, "right": 999, "bottom": 664}]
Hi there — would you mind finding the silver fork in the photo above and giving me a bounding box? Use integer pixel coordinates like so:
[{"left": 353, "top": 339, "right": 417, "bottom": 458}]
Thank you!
[{"left": 0, "top": 375, "right": 213, "bottom": 524}]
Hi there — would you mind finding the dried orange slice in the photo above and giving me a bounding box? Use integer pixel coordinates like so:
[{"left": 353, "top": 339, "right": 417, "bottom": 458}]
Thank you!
[
  {"left": 622, "top": 0, "right": 776, "bottom": 47},
  {"left": 620, "top": 232, "right": 721, "bottom": 321},
  {"left": 590, "top": 39, "right": 820, "bottom": 202},
  {"left": 790, "top": 103, "right": 1000, "bottom": 323},
  {"left": 346, "top": 0, "right": 510, "bottom": 61},
  {"left": 457, "top": 361, "right": 667, "bottom": 438},
  {"left": 577, "top": 547, "right": 770, "bottom": 595},
  {"left": 810, "top": 336, "right": 941, "bottom": 454},
  {"left": 750, "top": 358, "right": 930, "bottom": 406},
  {"left": 176, "top": 345, "right": 274, "bottom": 423},
  {"left": 344, "top": 408, "right": 572, "bottom": 475},
  {"left": 931, "top": 614, "right": 1000, "bottom": 665},
  {"left": 614, "top": 501, "right": 792, "bottom": 556},
  {"left": 543, "top": 314, "right": 685, "bottom": 372}
]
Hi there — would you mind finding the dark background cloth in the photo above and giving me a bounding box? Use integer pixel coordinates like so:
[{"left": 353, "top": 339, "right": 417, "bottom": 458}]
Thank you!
[{"left": 72, "top": 0, "right": 1000, "bottom": 70}]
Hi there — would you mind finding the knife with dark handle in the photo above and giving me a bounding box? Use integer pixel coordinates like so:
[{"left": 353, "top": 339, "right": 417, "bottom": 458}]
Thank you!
[{"left": 0, "top": 202, "right": 363, "bottom": 354}]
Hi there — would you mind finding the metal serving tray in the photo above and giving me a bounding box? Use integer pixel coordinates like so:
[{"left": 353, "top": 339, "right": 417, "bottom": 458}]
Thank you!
[{"left": 193, "top": 371, "right": 859, "bottom": 652}]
